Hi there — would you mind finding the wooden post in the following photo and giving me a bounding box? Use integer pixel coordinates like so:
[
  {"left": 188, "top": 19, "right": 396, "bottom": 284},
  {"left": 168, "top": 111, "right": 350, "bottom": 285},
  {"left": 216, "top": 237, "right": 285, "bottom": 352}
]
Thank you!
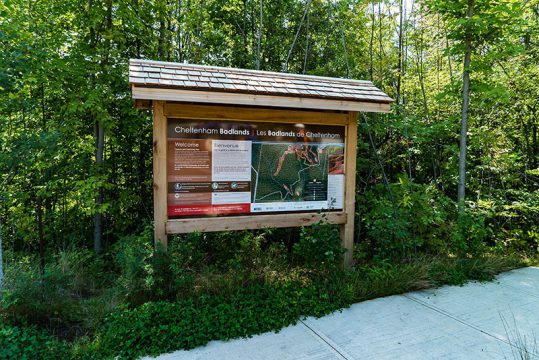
[
  {"left": 341, "top": 112, "right": 358, "bottom": 267},
  {"left": 152, "top": 101, "right": 168, "bottom": 250}
]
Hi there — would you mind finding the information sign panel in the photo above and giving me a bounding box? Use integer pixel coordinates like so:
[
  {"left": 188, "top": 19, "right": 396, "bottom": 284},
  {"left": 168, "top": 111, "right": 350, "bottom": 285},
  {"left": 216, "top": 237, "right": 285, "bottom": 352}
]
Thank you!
[{"left": 167, "top": 119, "right": 346, "bottom": 217}]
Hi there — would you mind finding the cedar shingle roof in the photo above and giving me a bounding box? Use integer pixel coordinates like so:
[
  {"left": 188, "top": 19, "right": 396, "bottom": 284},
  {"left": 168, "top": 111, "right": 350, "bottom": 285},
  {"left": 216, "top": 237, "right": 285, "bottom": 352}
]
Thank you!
[{"left": 129, "top": 59, "right": 393, "bottom": 104}]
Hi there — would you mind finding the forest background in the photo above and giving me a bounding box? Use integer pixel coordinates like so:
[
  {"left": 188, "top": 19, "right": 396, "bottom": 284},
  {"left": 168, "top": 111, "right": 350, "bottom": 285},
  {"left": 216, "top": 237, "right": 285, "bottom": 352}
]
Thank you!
[{"left": 0, "top": 0, "right": 538, "bottom": 358}]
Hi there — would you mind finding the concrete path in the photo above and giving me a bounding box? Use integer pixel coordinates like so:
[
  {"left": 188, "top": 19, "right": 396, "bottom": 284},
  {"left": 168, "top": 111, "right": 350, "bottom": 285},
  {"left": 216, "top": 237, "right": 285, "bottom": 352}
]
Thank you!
[{"left": 150, "top": 267, "right": 539, "bottom": 360}]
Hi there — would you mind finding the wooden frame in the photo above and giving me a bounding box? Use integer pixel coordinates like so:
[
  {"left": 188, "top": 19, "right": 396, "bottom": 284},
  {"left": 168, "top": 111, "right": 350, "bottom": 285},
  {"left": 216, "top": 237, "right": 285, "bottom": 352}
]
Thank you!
[
  {"left": 134, "top": 86, "right": 391, "bottom": 113},
  {"left": 163, "top": 103, "right": 350, "bottom": 124},
  {"left": 166, "top": 212, "right": 347, "bottom": 233},
  {"left": 152, "top": 101, "right": 168, "bottom": 249},
  {"left": 342, "top": 112, "right": 358, "bottom": 267},
  {"left": 152, "top": 102, "right": 358, "bottom": 267}
]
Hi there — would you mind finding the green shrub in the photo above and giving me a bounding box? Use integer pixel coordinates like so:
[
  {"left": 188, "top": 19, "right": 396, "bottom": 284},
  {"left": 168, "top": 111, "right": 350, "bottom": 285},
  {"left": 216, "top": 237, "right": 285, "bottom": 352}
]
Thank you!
[
  {"left": 56, "top": 249, "right": 110, "bottom": 295},
  {"left": 293, "top": 221, "right": 344, "bottom": 271},
  {"left": 114, "top": 226, "right": 295, "bottom": 303},
  {"left": 205, "top": 230, "right": 265, "bottom": 270},
  {"left": 114, "top": 225, "right": 155, "bottom": 304},
  {"left": 76, "top": 288, "right": 122, "bottom": 333},
  {"left": 0, "top": 250, "right": 118, "bottom": 338},
  {"left": 95, "top": 254, "right": 521, "bottom": 359},
  {"left": 449, "top": 211, "right": 490, "bottom": 257},
  {"left": 96, "top": 282, "right": 350, "bottom": 359},
  {"left": 0, "top": 324, "right": 70, "bottom": 360},
  {"left": 0, "top": 252, "right": 523, "bottom": 359},
  {"left": 1, "top": 258, "right": 78, "bottom": 326},
  {"left": 362, "top": 176, "right": 455, "bottom": 260},
  {"left": 479, "top": 190, "right": 539, "bottom": 254}
]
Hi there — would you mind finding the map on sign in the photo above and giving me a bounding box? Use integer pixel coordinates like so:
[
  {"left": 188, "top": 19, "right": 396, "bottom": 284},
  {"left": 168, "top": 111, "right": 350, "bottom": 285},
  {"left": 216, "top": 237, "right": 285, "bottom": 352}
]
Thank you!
[
  {"left": 167, "top": 119, "right": 345, "bottom": 217},
  {"left": 250, "top": 142, "right": 345, "bottom": 213},
  {"left": 252, "top": 143, "right": 337, "bottom": 202}
]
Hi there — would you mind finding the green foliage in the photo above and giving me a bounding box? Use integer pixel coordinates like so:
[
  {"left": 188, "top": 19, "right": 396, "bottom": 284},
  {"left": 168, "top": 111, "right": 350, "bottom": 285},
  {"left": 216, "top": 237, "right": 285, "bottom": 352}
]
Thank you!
[
  {"left": 0, "top": 251, "right": 525, "bottom": 359},
  {"left": 349, "top": 255, "right": 524, "bottom": 302},
  {"left": 202, "top": 230, "right": 265, "bottom": 271},
  {"left": 450, "top": 211, "right": 489, "bottom": 257},
  {"left": 478, "top": 190, "right": 539, "bottom": 253},
  {"left": 361, "top": 175, "right": 455, "bottom": 260},
  {"left": 95, "top": 282, "right": 349, "bottom": 359},
  {"left": 293, "top": 221, "right": 344, "bottom": 271},
  {"left": 1, "top": 257, "right": 79, "bottom": 326},
  {"left": 0, "top": 324, "right": 70, "bottom": 360},
  {"left": 113, "top": 226, "right": 290, "bottom": 304},
  {"left": 113, "top": 225, "right": 155, "bottom": 304},
  {"left": 0, "top": 250, "right": 117, "bottom": 336},
  {"left": 428, "top": 256, "right": 523, "bottom": 285},
  {"left": 349, "top": 260, "right": 433, "bottom": 300},
  {"left": 0, "top": 0, "right": 538, "bottom": 357}
]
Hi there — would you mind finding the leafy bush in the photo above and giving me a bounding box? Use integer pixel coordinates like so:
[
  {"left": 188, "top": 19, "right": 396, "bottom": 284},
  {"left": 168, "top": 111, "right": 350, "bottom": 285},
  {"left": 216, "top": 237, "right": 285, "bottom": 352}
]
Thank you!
[
  {"left": 362, "top": 176, "right": 460, "bottom": 259},
  {"left": 0, "top": 213, "right": 526, "bottom": 360},
  {"left": 203, "top": 230, "right": 265, "bottom": 270},
  {"left": 450, "top": 211, "right": 489, "bottom": 257},
  {"left": 96, "top": 282, "right": 350, "bottom": 359},
  {"left": 113, "top": 225, "right": 155, "bottom": 304},
  {"left": 94, "top": 254, "right": 521, "bottom": 359},
  {"left": 56, "top": 249, "right": 110, "bottom": 295},
  {"left": 428, "top": 256, "right": 523, "bottom": 285},
  {"left": 293, "top": 221, "right": 344, "bottom": 271},
  {"left": 0, "top": 250, "right": 117, "bottom": 338},
  {"left": 0, "top": 324, "right": 70, "bottom": 360},
  {"left": 0, "top": 252, "right": 523, "bottom": 359},
  {"left": 478, "top": 190, "right": 539, "bottom": 254},
  {"left": 114, "top": 226, "right": 298, "bottom": 303},
  {"left": 115, "top": 226, "right": 269, "bottom": 297},
  {"left": 1, "top": 258, "right": 79, "bottom": 326}
]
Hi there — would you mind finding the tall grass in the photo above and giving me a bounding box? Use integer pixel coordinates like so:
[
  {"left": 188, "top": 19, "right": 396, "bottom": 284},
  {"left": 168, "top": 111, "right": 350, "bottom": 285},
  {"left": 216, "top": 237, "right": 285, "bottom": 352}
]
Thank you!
[
  {"left": 349, "top": 255, "right": 526, "bottom": 302},
  {"left": 502, "top": 313, "right": 539, "bottom": 360}
]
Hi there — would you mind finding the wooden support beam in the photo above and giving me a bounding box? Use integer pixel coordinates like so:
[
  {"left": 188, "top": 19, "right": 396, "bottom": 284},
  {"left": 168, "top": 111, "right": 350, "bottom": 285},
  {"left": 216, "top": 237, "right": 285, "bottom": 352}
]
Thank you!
[
  {"left": 164, "top": 103, "right": 349, "bottom": 125},
  {"left": 166, "top": 212, "right": 347, "bottom": 234},
  {"left": 152, "top": 101, "right": 168, "bottom": 250},
  {"left": 341, "top": 112, "right": 358, "bottom": 267}
]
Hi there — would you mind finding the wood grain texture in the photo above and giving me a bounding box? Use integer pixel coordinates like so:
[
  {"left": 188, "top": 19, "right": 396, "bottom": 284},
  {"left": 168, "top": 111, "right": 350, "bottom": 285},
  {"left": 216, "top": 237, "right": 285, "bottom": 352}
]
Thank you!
[
  {"left": 134, "top": 99, "right": 152, "bottom": 109},
  {"left": 166, "top": 212, "right": 347, "bottom": 234},
  {"left": 132, "top": 87, "right": 392, "bottom": 113},
  {"left": 164, "top": 103, "right": 349, "bottom": 125},
  {"left": 341, "top": 112, "right": 358, "bottom": 267},
  {"left": 152, "top": 101, "right": 168, "bottom": 250}
]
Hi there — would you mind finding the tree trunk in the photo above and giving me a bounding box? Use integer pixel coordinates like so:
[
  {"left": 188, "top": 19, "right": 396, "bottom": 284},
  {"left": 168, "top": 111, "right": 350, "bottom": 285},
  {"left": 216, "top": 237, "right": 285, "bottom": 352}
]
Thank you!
[
  {"left": 396, "top": 0, "right": 404, "bottom": 106},
  {"left": 378, "top": 2, "right": 383, "bottom": 85},
  {"left": 0, "top": 216, "right": 3, "bottom": 289},
  {"left": 94, "top": 121, "right": 104, "bottom": 253},
  {"left": 533, "top": 122, "right": 538, "bottom": 168},
  {"left": 303, "top": 11, "right": 310, "bottom": 74},
  {"left": 158, "top": 16, "right": 165, "bottom": 60},
  {"left": 458, "top": 0, "right": 474, "bottom": 213},
  {"left": 369, "top": 1, "right": 375, "bottom": 81},
  {"left": 417, "top": 12, "right": 428, "bottom": 115},
  {"left": 256, "top": 0, "right": 262, "bottom": 70},
  {"left": 92, "top": 0, "right": 111, "bottom": 254},
  {"left": 442, "top": 17, "right": 454, "bottom": 81},
  {"left": 36, "top": 196, "right": 45, "bottom": 273}
]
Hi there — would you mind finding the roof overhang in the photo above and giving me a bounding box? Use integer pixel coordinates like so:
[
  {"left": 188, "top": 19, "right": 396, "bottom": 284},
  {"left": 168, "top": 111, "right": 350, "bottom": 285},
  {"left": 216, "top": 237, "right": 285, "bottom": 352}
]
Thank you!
[
  {"left": 130, "top": 59, "right": 393, "bottom": 113},
  {"left": 131, "top": 86, "right": 391, "bottom": 113}
]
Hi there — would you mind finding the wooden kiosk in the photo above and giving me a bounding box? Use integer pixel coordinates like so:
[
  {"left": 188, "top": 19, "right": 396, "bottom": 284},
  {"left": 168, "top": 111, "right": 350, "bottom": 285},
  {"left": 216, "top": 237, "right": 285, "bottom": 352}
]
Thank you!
[{"left": 129, "top": 59, "right": 392, "bottom": 267}]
